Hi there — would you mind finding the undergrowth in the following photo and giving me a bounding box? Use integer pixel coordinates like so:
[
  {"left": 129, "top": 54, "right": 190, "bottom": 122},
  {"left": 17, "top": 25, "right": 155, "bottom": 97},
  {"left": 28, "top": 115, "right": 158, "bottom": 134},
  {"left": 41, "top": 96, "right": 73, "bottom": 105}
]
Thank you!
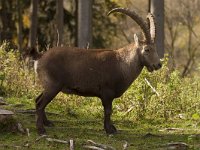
[{"left": 0, "top": 41, "right": 200, "bottom": 122}]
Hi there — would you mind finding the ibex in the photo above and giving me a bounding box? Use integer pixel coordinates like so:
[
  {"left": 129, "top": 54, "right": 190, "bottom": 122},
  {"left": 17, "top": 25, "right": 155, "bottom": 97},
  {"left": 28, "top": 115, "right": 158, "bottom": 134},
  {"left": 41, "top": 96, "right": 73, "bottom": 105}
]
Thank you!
[{"left": 31, "top": 8, "right": 162, "bottom": 135}]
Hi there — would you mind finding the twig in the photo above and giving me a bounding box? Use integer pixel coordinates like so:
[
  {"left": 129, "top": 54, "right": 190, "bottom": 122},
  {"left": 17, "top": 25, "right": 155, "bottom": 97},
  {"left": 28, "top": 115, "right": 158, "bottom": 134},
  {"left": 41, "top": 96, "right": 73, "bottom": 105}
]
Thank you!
[
  {"left": 86, "top": 42, "right": 90, "bottom": 49},
  {"left": 16, "top": 109, "right": 59, "bottom": 115},
  {"left": 83, "top": 145, "right": 105, "bottom": 150},
  {"left": 26, "top": 128, "right": 30, "bottom": 137},
  {"left": 35, "top": 135, "right": 48, "bottom": 142},
  {"left": 15, "top": 109, "right": 36, "bottom": 114},
  {"left": 87, "top": 140, "right": 116, "bottom": 150},
  {"left": 0, "top": 144, "right": 22, "bottom": 149},
  {"left": 124, "top": 106, "right": 134, "bottom": 115},
  {"left": 17, "top": 123, "right": 25, "bottom": 134},
  {"left": 159, "top": 128, "right": 200, "bottom": 132},
  {"left": 166, "top": 142, "right": 189, "bottom": 149},
  {"left": 144, "top": 78, "right": 160, "bottom": 96},
  {"left": 70, "top": 139, "right": 74, "bottom": 150},
  {"left": 56, "top": 29, "right": 60, "bottom": 46},
  {"left": 123, "top": 141, "right": 128, "bottom": 150},
  {"left": 159, "top": 128, "right": 184, "bottom": 132},
  {"left": 46, "top": 138, "right": 68, "bottom": 144},
  {"left": 0, "top": 97, "right": 7, "bottom": 105},
  {"left": 120, "top": 26, "right": 132, "bottom": 43},
  {"left": 45, "top": 43, "right": 51, "bottom": 51},
  {"left": 143, "top": 133, "right": 162, "bottom": 138}
]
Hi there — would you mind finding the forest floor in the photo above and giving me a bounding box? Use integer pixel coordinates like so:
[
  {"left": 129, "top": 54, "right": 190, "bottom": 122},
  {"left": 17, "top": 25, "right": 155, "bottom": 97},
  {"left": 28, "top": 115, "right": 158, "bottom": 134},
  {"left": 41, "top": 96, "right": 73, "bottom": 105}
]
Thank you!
[{"left": 1, "top": 97, "right": 200, "bottom": 150}]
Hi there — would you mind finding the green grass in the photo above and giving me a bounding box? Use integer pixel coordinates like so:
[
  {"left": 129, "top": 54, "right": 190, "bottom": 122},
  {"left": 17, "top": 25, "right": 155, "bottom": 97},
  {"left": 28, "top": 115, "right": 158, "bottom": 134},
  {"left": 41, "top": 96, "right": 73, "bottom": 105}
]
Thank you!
[
  {"left": 1, "top": 37, "right": 200, "bottom": 149},
  {"left": 1, "top": 97, "right": 200, "bottom": 150}
]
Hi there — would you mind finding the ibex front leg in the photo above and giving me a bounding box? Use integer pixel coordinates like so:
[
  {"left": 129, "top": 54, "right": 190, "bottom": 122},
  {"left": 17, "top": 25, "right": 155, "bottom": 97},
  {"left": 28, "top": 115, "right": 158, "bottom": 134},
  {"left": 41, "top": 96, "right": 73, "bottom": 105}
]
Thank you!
[{"left": 101, "top": 96, "right": 117, "bottom": 134}]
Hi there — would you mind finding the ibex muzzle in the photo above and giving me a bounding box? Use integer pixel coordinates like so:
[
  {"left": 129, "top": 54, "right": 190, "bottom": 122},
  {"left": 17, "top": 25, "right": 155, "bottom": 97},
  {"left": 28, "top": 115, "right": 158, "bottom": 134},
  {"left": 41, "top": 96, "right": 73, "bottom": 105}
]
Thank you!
[
  {"left": 140, "top": 44, "right": 162, "bottom": 72},
  {"left": 33, "top": 8, "right": 162, "bottom": 135}
]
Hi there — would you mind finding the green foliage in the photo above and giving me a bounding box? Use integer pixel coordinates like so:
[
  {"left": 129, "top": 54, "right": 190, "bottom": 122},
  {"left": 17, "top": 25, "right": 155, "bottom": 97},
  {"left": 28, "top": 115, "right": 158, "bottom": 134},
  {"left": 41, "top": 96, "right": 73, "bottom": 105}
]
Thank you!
[
  {"left": 0, "top": 41, "right": 39, "bottom": 97},
  {"left": 1, "top": 42, "right": 200, "bottom": 149},
  {"left": 192, "top": 113, "right": 200, "bottom": 120},
  {"left": 114, "top": 56, "right": 200, "bottom": 121},
  {"left": 92, "top": 1, "right": 121, "bottom": 48},
  {"left": 1, "top": 42, "right": 200, "bottom": 122}
]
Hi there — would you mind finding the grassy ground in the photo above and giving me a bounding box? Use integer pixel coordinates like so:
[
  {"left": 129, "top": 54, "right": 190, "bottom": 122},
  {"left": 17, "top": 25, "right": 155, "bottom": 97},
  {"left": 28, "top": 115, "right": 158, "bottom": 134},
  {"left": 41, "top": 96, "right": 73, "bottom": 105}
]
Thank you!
[{"left": 1, "top": 97, "right": 200, "bottom": 150}]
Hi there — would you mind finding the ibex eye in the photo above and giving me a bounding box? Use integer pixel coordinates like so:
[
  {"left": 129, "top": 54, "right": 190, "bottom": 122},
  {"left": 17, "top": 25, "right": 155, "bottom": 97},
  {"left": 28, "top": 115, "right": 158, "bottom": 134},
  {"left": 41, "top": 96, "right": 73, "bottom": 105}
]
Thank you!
[{"left": 145, "top": 49, "right": 150, "bottom": 52}]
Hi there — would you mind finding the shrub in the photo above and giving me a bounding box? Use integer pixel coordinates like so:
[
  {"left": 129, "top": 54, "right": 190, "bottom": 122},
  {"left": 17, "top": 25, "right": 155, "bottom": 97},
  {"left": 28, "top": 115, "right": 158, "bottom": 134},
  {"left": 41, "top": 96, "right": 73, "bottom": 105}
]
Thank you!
[
  {"left": 0, "top": 41, "right": 39, "bottom": 97},
  {"left": 114, "top": 56, "right": 200, "bottom": 121},
  {"left": 1, "top": 41, "right": 200, "bottom": 121}
]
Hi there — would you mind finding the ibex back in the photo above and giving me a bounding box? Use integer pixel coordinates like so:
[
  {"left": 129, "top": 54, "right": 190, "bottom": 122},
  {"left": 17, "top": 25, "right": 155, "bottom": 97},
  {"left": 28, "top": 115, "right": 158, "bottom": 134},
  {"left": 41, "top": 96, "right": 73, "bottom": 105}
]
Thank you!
[{"left": 32, "top": 8, "right": 162, "bottom": 135}]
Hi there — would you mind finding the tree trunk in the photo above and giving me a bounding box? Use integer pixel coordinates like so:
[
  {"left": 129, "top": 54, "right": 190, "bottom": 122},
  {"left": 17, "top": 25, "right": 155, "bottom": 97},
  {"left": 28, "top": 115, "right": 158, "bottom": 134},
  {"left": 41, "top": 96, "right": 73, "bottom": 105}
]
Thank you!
[
  {"left": 149, "top": 0, "right": 164, "bottom": 58},
  {"left": 28, "top": 0, "right": 38, "bottom": 48},
  {"left": 0, "top": 0, "right": 12, "bottom": 41},
  {"left": 75, "top": 0, "right": 78, "bottom": 46},
  {"left": 56, "top": 0, "right": 64, "bottom": 46},
  {"left": 17, "top": 0, "right": 23, "bottom": 51},
  {"left": 77, "top": 0, "right": 93, "bottom": 48}
]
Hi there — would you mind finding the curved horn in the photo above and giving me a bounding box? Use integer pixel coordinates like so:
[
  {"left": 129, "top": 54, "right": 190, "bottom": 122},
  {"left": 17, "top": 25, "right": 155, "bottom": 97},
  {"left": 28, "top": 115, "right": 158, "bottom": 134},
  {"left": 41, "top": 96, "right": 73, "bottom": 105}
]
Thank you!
[
  {"left": 108, "top": 8, "right": 151, "bottom": 44},
  {"left": 147, "top": 13, "right": 156, "bottom": 43}
]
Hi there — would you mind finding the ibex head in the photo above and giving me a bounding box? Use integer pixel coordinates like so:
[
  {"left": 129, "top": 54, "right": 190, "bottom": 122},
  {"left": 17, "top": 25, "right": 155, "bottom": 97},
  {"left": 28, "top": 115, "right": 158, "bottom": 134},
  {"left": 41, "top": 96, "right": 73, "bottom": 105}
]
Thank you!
[{"left": 108, "top": 8, "right": 162, "bottom": 72}]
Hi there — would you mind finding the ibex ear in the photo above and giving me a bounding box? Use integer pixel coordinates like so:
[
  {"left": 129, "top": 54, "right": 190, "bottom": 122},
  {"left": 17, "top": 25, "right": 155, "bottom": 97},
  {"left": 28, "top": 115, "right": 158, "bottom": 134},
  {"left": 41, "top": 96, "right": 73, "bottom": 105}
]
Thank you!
[{"left": 134, "top": 34, "right": 139, "bottom": 47}]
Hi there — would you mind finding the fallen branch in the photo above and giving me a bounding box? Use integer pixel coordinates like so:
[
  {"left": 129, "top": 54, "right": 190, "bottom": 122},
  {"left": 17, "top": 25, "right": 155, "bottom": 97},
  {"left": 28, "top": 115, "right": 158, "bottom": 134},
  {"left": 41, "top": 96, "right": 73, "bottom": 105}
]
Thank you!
[
  {"left": 143, "top": 133, "right": 162, "bottom": 138},
  {"left": 35, "top": 135, "right": 48, "bottom": 142},
  {"left": 0, "top": 97, "right": 7, "bottom": 105},
  {"left": 0, "top": 108, "right": 14, "bottom": 115},
  {"left": 165, "top": 142, "right": 189, "bottom": 149},
  {"left": 16, "top": 109, "right": 59, "bottom": 115},
  {"left": 0, "top": 144, "right": 22, "bottom": 149},
  {"left": 86, "top": 140, "right": 116, "bottom": 150},
  {"left": 15, "top": 109, "right": 36, "bottom": 114},
  {"left": 159, "top": 128, "right": 184, "bottom": 132},
  {"left": 159, "top": 127, "right": 200, "bottom": 133},
  {"left": 83, "top": 145, "right": 105, "bottom": 150},
  {"left": 46, "top": 138, "right": 68, "bottom": 144}
]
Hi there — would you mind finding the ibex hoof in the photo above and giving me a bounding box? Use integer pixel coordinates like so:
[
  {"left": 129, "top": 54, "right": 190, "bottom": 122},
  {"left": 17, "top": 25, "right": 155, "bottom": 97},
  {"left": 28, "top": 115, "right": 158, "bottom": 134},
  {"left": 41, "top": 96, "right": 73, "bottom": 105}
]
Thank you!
[
  {"left": 44, "top": 120, "right": 54, "bottom": 127},
  {"left": 37, "top": 127, "right": 47, "bottom": 135},
  {"left": 105, "top": 124, "right": 117, "bottom": 134}
]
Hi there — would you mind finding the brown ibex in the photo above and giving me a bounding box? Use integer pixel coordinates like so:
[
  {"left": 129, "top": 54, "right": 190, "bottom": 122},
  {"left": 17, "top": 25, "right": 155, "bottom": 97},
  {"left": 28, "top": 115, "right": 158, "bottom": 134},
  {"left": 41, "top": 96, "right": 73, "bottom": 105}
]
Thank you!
[{"left": 31, "top": 8, "right": 162, "bottom": 135}]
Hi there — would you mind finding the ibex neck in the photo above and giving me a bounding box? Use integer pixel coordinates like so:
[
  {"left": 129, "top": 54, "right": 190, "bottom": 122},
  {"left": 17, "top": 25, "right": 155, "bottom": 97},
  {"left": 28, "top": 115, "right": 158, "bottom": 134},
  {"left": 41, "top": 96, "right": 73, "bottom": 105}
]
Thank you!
[{"left": 117, "top": 43, "right": 144, "bottom": 83}]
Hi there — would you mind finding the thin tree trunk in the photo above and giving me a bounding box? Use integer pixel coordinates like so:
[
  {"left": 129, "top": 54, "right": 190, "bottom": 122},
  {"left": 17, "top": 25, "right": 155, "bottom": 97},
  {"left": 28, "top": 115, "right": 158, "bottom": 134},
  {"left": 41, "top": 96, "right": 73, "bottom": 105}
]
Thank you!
[
  {"left": 77, "top": 0, "right": 93, "bottom": 48},
  {"left": 28, "top": 0, "right": 38, "bottom": 48},
  {"left": 17, "top": 0, "right": 22, "bottom": 51},
  {"left": 75, "top": 0, "right": 78, "bottom": 46},
  {"left": 149, "top": 0, "right": 165, "bottom": 58},
  {"left": 182, "top": 24, "right": 193, "bottom": 77},
  {"left": 0, "top": 0, "right": 12, "bottom": 41},
  {"left": 56, "top": 0, "right": 64, "bottom": 46}
]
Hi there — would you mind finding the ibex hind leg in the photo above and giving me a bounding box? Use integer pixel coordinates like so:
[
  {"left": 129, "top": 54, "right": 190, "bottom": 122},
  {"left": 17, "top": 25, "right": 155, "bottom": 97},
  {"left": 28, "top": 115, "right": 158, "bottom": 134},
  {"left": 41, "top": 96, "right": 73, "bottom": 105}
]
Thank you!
[
  {"left": 36, "top": 88, "right": 60, "bottom": 135},
  {"left": 35, "top": 93, "right": 52, "bottom": 126},
  {"left": 36, "top": 93, "right": 54, "bottom": 127}
]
